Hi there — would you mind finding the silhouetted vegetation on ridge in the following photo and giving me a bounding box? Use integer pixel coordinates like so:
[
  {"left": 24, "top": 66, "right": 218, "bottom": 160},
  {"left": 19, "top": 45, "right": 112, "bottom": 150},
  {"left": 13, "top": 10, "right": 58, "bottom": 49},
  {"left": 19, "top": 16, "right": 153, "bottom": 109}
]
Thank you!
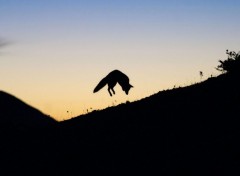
[
  {"left": 216, "top": 49, "right": 240, "bottom": 74},
  {"left": 0, "top": 51, "right": 240, "bottom": 175}
]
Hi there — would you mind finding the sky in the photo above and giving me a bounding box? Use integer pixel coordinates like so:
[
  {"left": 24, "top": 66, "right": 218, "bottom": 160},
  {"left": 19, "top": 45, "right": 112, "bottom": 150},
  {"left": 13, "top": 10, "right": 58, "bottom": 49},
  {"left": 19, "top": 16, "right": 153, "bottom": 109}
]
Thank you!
[{"left": 0, "top": 0, "right": 240, "bottom": 121}]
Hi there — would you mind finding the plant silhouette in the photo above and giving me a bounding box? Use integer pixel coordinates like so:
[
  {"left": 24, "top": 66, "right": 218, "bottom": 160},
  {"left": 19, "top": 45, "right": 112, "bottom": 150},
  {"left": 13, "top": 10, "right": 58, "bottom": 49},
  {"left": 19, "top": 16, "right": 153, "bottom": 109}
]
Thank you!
[
  {"left": 216, "top": 49, "right": 240, "bottom": 74},
  {"left": 199, "top": 71, "right": 203, "bottom": 80},
  {"left": 93, "top": 70, "right": 133, "bottom": 96}
]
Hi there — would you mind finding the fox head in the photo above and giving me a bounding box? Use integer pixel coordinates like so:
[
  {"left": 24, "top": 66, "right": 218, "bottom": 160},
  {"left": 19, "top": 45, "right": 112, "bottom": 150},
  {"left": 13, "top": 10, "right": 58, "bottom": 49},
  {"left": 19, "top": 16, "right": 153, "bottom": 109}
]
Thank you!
[{"left": 123, "top": 84, "right": 133, "bottom": 95}]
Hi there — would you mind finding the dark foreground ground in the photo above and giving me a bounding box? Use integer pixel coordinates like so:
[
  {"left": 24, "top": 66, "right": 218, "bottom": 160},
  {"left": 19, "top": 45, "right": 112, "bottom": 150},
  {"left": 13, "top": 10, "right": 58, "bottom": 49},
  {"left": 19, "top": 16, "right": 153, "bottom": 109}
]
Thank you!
[{"left": 0, "top": 72, "right": 240, "bottom": 175}]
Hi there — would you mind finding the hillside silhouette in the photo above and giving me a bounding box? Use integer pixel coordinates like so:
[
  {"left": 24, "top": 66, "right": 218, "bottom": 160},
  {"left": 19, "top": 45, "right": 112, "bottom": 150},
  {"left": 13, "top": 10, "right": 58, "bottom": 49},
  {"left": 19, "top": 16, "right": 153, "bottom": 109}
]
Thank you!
[
  {"left": 60, "top": 72, "right": 240, "bottom": 175},
  {"left": 1, "top": 63, "right": 240, "bottom": 175},
  {"left": 0, "top": 91, "right": 56, "bottom": 128}
]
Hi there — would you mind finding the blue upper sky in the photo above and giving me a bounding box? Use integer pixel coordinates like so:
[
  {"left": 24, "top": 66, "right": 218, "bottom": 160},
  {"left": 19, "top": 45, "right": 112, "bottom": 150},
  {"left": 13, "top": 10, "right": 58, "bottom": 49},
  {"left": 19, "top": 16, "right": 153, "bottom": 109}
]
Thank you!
[{"left": 1, "top": 0, "right": 239, "bottom": 41}]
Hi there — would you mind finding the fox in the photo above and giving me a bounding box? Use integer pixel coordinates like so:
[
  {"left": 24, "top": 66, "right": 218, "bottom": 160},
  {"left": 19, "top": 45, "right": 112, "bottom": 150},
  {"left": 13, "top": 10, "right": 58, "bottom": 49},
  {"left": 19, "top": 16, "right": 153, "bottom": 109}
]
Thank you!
[{"left": 93, "top": 70, "right": 133, "bottom": 96}]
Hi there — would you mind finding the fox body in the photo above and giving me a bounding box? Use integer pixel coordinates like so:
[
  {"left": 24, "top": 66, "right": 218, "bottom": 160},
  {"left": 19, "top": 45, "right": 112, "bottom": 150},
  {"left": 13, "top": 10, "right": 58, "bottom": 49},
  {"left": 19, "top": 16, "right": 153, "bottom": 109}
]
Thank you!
[{"left": 93, "top": 70, "right": 133, "bottom": 96}]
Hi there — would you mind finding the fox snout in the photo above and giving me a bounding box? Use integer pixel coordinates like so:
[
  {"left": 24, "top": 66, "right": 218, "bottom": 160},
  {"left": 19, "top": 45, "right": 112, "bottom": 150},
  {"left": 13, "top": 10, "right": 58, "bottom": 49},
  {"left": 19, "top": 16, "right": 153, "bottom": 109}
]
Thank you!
[{"left": 124, "top": 84, "right": 133, "bottom": 95}]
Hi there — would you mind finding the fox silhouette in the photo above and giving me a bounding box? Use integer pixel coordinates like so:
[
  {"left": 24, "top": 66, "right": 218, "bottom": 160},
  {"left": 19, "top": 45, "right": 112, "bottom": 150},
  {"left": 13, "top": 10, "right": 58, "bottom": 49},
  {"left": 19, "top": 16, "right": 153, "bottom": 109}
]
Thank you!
[{"left": 93, "top": 70, "right": 133, "bottom": 96}]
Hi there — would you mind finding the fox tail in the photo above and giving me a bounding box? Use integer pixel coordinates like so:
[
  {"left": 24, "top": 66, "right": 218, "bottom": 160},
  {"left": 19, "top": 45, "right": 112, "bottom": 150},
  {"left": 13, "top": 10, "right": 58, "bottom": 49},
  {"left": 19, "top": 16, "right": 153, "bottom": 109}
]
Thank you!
[{"left": 93, "top": 77, "right": 107, "bottom": 93}]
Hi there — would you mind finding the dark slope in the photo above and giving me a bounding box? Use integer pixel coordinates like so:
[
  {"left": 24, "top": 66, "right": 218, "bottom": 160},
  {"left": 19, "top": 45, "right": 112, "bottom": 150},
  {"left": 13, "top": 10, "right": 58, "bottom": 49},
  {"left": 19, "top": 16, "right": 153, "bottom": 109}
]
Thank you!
[
  {"left": 58, "top": 73, "right": 240, "bottom": 175},
  {"left": 0, "top": 72, "right": 239, "bottom": 175},
  {"left": 0, "top": 91, "right": 56, "bottom": 128},
  {"left": 0, "top": 91, "right": 59, "bottom": 175}
]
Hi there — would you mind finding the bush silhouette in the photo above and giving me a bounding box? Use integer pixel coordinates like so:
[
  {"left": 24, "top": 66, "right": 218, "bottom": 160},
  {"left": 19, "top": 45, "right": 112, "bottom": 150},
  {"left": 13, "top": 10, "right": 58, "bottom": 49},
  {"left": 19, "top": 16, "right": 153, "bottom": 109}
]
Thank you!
[{"left": 216, "top": 50, "right": 240, "bottom": 74}]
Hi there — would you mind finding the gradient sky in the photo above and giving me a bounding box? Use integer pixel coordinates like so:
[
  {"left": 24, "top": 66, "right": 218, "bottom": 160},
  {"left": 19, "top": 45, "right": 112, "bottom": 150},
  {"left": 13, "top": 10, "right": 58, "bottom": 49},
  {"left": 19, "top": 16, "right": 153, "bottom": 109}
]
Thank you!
[{"left": 1, "top": 0, "right": 240, "bottom": 121}]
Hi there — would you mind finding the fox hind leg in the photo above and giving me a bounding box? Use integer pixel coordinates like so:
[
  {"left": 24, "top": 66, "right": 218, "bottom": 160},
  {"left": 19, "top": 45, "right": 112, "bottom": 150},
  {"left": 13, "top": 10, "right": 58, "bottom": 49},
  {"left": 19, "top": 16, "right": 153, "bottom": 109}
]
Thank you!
[
  {"left": 108, "top": 87, "right": 115, "bottom": 96},
  {"left": 108, "top": 87, "right": 113, "bottom": 96},
  {"left": 107, "top": 82, "right": 117, "bottom": 96},
  {"left": 111, "top": 88, "right": 115, "bottom": 95}
]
